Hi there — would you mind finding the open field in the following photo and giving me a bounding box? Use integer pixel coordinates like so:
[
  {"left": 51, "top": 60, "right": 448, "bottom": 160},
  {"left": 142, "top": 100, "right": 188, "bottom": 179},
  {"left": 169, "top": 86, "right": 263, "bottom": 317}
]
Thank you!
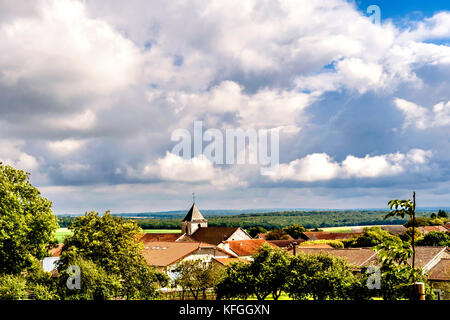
[
  {"left": 54, "top": 228, "right": 181, "bottom": 243},
  {"left": 143, "top": 229, "right": 181, "bottom": 234}
]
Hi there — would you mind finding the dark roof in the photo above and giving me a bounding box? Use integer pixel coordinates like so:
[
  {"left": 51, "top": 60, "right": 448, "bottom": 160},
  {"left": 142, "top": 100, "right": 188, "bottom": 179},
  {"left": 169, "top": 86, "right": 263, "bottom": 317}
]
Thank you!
[
  {"left": 428, "top": 258, "right": 450, "bottom": 281},
  {"left": 139, "top": 233, "right": 181, "bottom": 243},
  {"left": 380, "top": 225, "right": 407, "bottom": 235},
  {"left": 182, "top": 203, "right": 206, "bottom": 222},
  {"left": 190, "top": 227, "right": 240, "bottom": 245}
]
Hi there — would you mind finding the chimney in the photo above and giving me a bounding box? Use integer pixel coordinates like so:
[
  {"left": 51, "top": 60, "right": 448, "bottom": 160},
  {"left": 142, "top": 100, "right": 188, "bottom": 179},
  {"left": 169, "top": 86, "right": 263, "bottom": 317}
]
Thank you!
[{"left": 292, "top": 242, "right": 298, "bottom": 256}]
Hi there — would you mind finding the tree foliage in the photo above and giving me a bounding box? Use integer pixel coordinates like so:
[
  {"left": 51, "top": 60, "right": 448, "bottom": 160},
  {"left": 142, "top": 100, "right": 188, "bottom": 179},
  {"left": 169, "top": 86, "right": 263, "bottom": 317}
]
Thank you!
[
  {"left": 375, "top": 241, "right": 428, "bottom": 300},
  {"left": 0, "top": 163, "right": 58, "bottom": 274},
  {"left": 58, "top": 211, "right": 167, "bottom": 299},
  {"left": 283, "top": 224, "right": 306, "bottom": 239},
  {"left": 345, "top": 227, "right": 401, "bottom": 248},
  {"left": 286, "top": 253, "right": 357, "bottom": 300},
  {"left": 265, "top": 229, "right": 290, "bottom": 240},
  {"left": 173, "top": 259, "right": 222, "bottom": 300},
  {"left": 416, "top": 231, "right": 450, "bottom": 247},
  {"left": 216, "top": 244, "right": 291, "bottom": 300}
]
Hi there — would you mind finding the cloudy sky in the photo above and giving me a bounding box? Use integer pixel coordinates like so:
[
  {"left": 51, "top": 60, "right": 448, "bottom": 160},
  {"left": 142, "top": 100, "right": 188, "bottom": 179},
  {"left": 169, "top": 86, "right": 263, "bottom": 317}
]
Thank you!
[{"left": 1, "top": 0, "right": 449, "bottom": 214}]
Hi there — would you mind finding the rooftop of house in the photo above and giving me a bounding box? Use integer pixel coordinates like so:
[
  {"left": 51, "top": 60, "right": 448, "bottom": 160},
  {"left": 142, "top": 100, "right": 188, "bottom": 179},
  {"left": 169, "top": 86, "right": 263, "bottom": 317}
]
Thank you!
[
  {"left": 49, "top": 243, "right": 64, "bottom": 257},
  {"left": 267, "top": 239, "right": 304, "bottom": 248},
  {"left": 212, "top": 257, "right": 244, "bottom": 266},
  {"left": 141, "top": 241, "right": 227, "bottom": 267},
  {"left": 187, "top": 227, "right": 242, "bottom": 245},
  {"left": 418, "top": 226, "right": 449, "bottom": 234},
  {"left": 224, "top": 239, "right": 278, "bottom": 256},
  {"left": 139, "top": 233, "right": 181, "bottom": 243},
  {"left": 428, "top": 258, "right": 450, "bottom": 281},
  {"left": 380, "top": 225, "right": 407, "bottom": 235}
]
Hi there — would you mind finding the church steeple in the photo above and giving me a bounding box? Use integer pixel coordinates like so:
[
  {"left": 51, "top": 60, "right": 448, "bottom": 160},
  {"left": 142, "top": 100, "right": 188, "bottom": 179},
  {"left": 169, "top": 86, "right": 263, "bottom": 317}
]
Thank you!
[{"left": 181, "top": 195, "right": 208, "bottom": 235}]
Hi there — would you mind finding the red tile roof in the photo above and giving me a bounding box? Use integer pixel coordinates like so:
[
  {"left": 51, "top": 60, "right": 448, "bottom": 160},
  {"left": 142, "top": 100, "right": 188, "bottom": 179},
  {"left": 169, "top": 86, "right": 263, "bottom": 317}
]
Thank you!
[
  {"left": 49, "top": 244, "right": 64, "bottom": 257},
  {"left": 224, "top": 239, "right": 278, "bottom": 256},
  {"left": 213, "top": 257, "right": 245, "bottom": 266},
  {"left": 139, "top": 233, "right": 181, "bottom": 243},
  {"left": 418, "top": 226, "right": 449, "bottom": 235},
  {"left": 267, "top": 240, "right": 304, "bottom": 248}
]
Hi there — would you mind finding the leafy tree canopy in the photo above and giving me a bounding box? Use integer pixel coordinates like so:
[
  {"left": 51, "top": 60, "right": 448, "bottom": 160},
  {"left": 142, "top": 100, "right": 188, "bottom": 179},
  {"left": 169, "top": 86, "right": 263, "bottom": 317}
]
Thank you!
[
  {"left": 0, "top": 163, "right": 58, "bottom": 274},
  {"left": 59, "top": 211, "right": 167, "bottom": 299}
]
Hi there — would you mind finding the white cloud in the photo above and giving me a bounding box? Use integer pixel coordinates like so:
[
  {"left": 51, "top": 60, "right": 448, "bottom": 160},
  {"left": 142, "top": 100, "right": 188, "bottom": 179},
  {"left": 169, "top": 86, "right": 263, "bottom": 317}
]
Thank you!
[
  {"left": 394, "top": 98, "right": 450, "bottom": 129},
  {"left": 134, "top": 152, "right": 246, "bottom": 188},
  {"left": 270, "top": 149, "right": 432, "bottom": 182},
  {"left": 0, "top": 140, "right": 38, "bottom": 171},
  {"left": 0, "top": 0, "right": 141, "bottom": 100},
  {"left": 47, "top": 139, "right": 86, "bottom": 156},
  {"left": 151, "top": 80, "right": 320, "bottom": 135}
]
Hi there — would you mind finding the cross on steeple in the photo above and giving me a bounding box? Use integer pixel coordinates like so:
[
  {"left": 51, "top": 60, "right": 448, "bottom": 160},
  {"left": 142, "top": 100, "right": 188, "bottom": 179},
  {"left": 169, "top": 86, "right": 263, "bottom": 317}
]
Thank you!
[{"left": 192, "top": 192, "right": 195, "bottom": 204}]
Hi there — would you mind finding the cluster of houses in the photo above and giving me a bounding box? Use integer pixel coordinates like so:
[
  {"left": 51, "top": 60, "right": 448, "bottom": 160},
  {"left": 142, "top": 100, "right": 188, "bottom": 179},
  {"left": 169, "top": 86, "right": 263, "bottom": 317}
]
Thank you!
[{"left": 46, "top": 203, "right": 450, "bottom": 299}]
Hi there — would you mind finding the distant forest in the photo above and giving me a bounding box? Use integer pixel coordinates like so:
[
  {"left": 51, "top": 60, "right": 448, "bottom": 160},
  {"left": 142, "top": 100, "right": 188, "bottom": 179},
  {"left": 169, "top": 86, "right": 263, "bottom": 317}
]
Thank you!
[{"left": 57, "top": 210, "right": 433, "bottom": 230}]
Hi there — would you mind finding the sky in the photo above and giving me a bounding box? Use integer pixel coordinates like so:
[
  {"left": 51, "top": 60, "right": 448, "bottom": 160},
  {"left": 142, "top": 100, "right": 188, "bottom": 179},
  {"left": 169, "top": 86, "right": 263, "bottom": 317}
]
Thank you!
[{"left": 0, "top": 0, "right": 449, "bottom": 214}]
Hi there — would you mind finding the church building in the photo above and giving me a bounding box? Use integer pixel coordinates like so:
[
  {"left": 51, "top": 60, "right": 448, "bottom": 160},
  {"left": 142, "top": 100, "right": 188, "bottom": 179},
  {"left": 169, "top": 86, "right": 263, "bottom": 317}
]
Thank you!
[{"left": 140, "top": 202, "right": 252, "bottom": 246}]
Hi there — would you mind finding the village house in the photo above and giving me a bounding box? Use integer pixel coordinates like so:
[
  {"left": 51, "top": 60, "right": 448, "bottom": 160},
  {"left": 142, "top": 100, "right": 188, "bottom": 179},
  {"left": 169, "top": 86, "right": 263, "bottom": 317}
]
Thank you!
[
  {"left": 141, "top": 241, "right": 236, "bottom": 276},
  {"left": 217, "top": 239, "right": 278, "bottom": 260},
  {"left": 418, "top": 225, "right": 449, "bottom": 236}
]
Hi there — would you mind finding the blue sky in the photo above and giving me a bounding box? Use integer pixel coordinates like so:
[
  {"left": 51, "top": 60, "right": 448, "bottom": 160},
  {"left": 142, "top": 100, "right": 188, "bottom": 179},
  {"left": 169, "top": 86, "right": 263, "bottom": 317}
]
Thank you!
[
  {"left": 0, "top": 0, "right": 449, "bottom": 213},
  {"left": 355, "top": 0, "right": 449, "bottom": 19}
]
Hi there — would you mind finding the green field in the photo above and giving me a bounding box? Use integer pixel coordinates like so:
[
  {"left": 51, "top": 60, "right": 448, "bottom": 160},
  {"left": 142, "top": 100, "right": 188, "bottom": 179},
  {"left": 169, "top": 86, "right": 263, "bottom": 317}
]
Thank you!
[
  {"left": 54, "top": 228, "right": 181, "bottom": 243},
  {"left": 142, "top": 229, "right": 181, "bottom": 234}
]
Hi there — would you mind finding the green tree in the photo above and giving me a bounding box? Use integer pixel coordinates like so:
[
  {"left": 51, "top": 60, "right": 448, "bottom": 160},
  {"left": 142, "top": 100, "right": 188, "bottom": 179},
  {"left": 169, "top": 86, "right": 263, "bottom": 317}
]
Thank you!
[
  {"left": 287, "top": 253, "right": 357, "bottom": 300},
  {"left": 438, "top": 209, "right": 448, "bottom": 218},
  {"left": 59, "top": 211, "right": 167, "bottom": 299},
  {"left": 375, "top": 241, "right": 427, "bottom": 300},
  {"left": 247, "top": 226, "right": 267, "bottom": 238},
  {"left": 58, "top": 257, "right": 122, "bottom": 300},
  {"left": 215, "top": 260, "right": 251, "bottom": 300},
  {"left": 173, "top": 259, "right": 222, "bottom": 300},
  {"left": 24, "top": 259, "right": 59, "bottom": 300},
  {"left": 265, "top": 229, "right": 290, "bottom": 240},
  {"left": 400, "top": 227, "right": 422, "bottom": 243},
  {"left": 385, "top": 195, "right": 418, "bottom": 272},
  {"left": 0, "top": 163, "right": 58, "bottom": 274},
  {"left": 416, "top": 231, "right": 450, "bottom": 246},
  {"left": 0, "top": 274, "right": 28, "bottom": 300},
  {"left": 346, "top": 227, "right": 401, "bottom": 248},
  {"left": 283, "top": 224, "right": 306, "bottom": 239},
  {"left": 216, "top": 244, "right": 291, "bottom": 300}
]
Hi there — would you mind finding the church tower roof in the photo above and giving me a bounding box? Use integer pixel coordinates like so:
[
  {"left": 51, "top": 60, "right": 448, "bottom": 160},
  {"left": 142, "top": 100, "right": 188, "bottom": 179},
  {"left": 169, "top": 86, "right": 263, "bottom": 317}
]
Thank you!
[{"left": 182, "top": 203, "right": 206, "bottom": 222}]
